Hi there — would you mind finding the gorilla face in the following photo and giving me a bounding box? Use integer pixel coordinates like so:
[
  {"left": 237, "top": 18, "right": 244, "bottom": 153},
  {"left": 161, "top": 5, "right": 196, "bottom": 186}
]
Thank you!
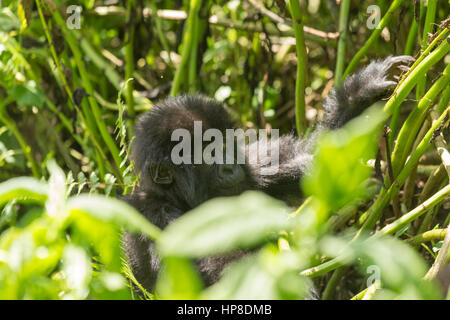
[
  {"left": 146, "top": 161, "right": 247, "bottom": 209},
  {"left": 132, "top": 94, "right": 251, "bottom": 211}
]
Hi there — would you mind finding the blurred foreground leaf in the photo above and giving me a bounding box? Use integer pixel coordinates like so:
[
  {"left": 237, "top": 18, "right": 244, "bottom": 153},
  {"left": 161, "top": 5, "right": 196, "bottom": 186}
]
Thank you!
[
  {"left": 157, "top": 191, "right": 291, "bottom": 258},
  {"left": 302, "top": 105, "right": 385, "bottom": 211},
  {"left": 156, "top": 257, "right": 203, "bottom": 299},
  {"left": 321, "top": 234, "right": 441, "bottom": 299}
]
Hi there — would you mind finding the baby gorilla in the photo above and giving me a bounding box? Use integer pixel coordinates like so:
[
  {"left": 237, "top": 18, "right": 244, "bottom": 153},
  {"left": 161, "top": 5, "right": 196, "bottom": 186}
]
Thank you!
[{"left": 122, "top": 56, "right": 414, "bottom": 293}]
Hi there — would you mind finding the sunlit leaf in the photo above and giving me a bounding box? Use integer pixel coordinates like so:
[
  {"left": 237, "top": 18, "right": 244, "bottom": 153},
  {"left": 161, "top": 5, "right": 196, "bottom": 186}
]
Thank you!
[
  {"left": 203, "top": 246, "right": 310, "bottom": 299},
  {"left": 156, "top": 257, "right": 203, "bottom": 299},
  {"left": 10, "top": 81, "right": 46, "bottom": 108},
  {"left": 70, "top": 212, "right": 122, "bottom": 272},
  {"left": 158, "top": 191, "right": 291, "bottom": 258},
  {"left": 67, "top": 195, "right": 161, "bottom": 241},
  {"left": 0, "top": 9, "right": 20, "bottom": 32},
  {"left": 302, "top": 105, "right": 385, "bottom": 211},
  {"left": 0, "top": 177, "right": 48, "bottom": 206}
]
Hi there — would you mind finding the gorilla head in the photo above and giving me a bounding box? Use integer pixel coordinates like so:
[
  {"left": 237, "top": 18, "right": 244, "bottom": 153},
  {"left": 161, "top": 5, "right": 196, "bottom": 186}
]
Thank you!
[{"left": 131, "top": 94, "right": 250, "bottom": 212}]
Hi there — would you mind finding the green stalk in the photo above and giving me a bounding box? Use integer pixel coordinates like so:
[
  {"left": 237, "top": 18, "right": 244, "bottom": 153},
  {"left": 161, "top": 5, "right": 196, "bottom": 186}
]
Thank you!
[
  {"left": 170, "top": 0, "right": 202, "bottom": 96},
  {"left": 351, "top": 286, "right": 370, "bottom": 300},
  {"left": 360, "top": 106, "right": 449, "bottom": 231},
  {"left": 149, "top": 1, "right": 174, "bottom": 68},
  {"left": 407, "top": 229, "right": 447, "bottom": 246},
  {"left": 124, "top": 0, "right": 136, "bottom": 118},
  {"left": 37, "top": 0, "right": 116, "bottom": 177},
  {"left": 188, "top": 12, "right": 200, "bottom": 93},
  {"left": 0, "top": 99, "right": 40, "bottom": 178},
  {"left": 51, "top": 11, "right": 123, "bottom": 178},
  {"left": 384, "top": 39, "right": 449, "bottom": 116},
  {"left": 389, "top": 28, "right": 449, "bottom": 146},
  {"left": 390, "top": 62, "right": 450, "bottom": 179},
  {"left": 420, "top": 164, "right": 448, "bottom": 202},
  {"left": 420, "top": 2, "right": 438, "bottom": 58},
  {"left": 35, "top": 0, "right": 74, "bottom": 110},
  {"left": 321, "top": 266, "right": 347, "bottom": 300},
  {"left": 57, "top": 51, "right": 115, "bottom": 178},
  {"left": 342, "top": 0, "right": 405, "bottom": 80},
  {"left": 334, "top": 0, "right": 351, "bottom": 87},
  {"left": 404, "top": 19, "right": 418, "bottom": 56},
  {"left": 380, "top": 184, "right": 450, "bottom": 236},
  {"left": 381, "top": 38, "right": 449, "bottom": 164},
  {"left": 398, "top": 28, "right": 449, "bottom": 90},
  {"left": 289, "top": 0, "right": 308, "bottom": 137},
  {"left": 436, "top": 84, "right": 450, "bottom": 113},
  {"left": 78, "top": 36, "right": 151, "bottom": 108},
  {"left": 416, "top": 0, "right": 437, "bottom": 101},
  {"left": 80, "top": 39, "right": 122, "bottom": 91}
]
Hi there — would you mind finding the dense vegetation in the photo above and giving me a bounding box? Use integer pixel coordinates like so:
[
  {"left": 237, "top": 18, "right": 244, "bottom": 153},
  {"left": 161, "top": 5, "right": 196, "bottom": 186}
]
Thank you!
[{"left": 0, "top": 0, "right": 449, "bottom": 300}]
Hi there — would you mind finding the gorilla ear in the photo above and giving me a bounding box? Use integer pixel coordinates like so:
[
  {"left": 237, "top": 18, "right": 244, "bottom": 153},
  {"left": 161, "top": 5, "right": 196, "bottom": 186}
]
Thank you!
[{"left": 149, "top": 163, "right": 174, "bottom": 185}]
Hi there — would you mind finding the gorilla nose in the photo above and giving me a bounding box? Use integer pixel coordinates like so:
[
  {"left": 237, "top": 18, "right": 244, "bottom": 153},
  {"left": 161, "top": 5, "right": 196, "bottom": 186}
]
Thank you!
[{"left": 218, "top": 164, "right": 244, "bottom": 183}]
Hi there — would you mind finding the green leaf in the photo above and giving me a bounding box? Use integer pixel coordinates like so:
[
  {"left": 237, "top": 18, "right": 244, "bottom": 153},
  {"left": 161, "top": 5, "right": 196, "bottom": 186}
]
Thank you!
[
  {"left": 70, "top": 212, "right": 122, "bottom": 272},
  {"left": 10, "top": 81, "right": 46, "bottom": 108},
  {"left": 90, "top": 271, "right": 131, "bottom": 300},
  {"left": 0, "top": 177, "right": 48, "bottom": 207},
  {"left": 157, "top": 191, "right": 291, "bottom": 258},
  {"left": 302, "top": 105, "right": 385, "bottom": 211},
  {"left": 67, "top": 194, "right": 161, "bottom": 241},
  {"left": 156, "top": 257, "right": 203, "bottom": 299},
  {"left": 203, "top": 246, "right": 310, "bottom": 299},
  {"left": 0, "top": 8, "right": 20, "bottom": 32}
]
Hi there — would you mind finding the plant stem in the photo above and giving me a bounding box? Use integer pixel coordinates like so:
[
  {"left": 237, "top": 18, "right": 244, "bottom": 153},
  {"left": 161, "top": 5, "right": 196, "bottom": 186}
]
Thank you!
[
  {"left": 342, "top": 0, "right": 405, "bottom": 80},
  {"left": 380, "top": 184, "right": 450, "bottom": 236},
  {"left": 334, "top": 0, "right": 351, "bottom": 87},
  {"left": 188, "top": 11, "right": 200, "bottom": 93},
  {"left": 389, "top": 62, "right": 450, "bottom": 179},
  {"left": 170, "top": 0, "right": 202, "bottom": 96},
  {"left": 430, "top": 109, "right": 450, "bottom": 179},
  {"left": 289, "top": 0, "right": 308, "bottom": 137},
  {"left": 35, "top": 0, "right": 74, "bottom": 110},
  {"left": 389, "top": 28, "right": 449, "bottom": 146},
  {"left": 149, "top": 1, "right": 174, "bottom": 68},
  {"left": 51, "top": 11, "right": 123, "bottom": 181},
  {"left": 360, "top": 105, "right": 449, "bottom": 230},
  {"left": 407, "top": 229, "right": 447, "bottom": 246},
  {"left": 0, "top": 100, "right": 40, "bottom": 178},
  {"left": 416, "top": 0, "right": 437, "bottom": 101},
  {"left": 124, "top": 0, "right": 136, "bottom": 118}
]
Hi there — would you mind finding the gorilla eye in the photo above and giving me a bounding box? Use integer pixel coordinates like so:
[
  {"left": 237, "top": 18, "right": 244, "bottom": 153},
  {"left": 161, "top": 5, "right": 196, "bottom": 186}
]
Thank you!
[{"left": 149, "top": 163, "right": 174, "bottom": 185}]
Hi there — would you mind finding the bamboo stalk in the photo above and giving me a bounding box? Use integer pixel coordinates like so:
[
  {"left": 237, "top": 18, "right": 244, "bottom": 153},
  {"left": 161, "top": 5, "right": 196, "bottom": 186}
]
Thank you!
[
  {"left": 342, "top": 0, "right": 405, "bottom": 80},
  {"left": 334, "top": 0, "right": 351, "bottom": 87},
  {"left": 170, "top": 0, "right": 202, "bottom": 96},
  {"left": 289, "top": 0, "right": 307, "bottom": 137}
]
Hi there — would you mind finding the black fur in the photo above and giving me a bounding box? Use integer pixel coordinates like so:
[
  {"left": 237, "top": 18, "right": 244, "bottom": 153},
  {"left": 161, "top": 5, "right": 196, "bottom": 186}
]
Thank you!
[{"left": 122, "top": 56, "right": 414, "bottom": 295}]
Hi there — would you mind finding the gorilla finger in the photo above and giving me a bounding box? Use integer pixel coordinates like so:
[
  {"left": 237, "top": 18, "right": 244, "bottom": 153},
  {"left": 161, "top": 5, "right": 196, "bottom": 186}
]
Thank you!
[{"left": 387, "top": 55, "right": 415, "bottom": 67}]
